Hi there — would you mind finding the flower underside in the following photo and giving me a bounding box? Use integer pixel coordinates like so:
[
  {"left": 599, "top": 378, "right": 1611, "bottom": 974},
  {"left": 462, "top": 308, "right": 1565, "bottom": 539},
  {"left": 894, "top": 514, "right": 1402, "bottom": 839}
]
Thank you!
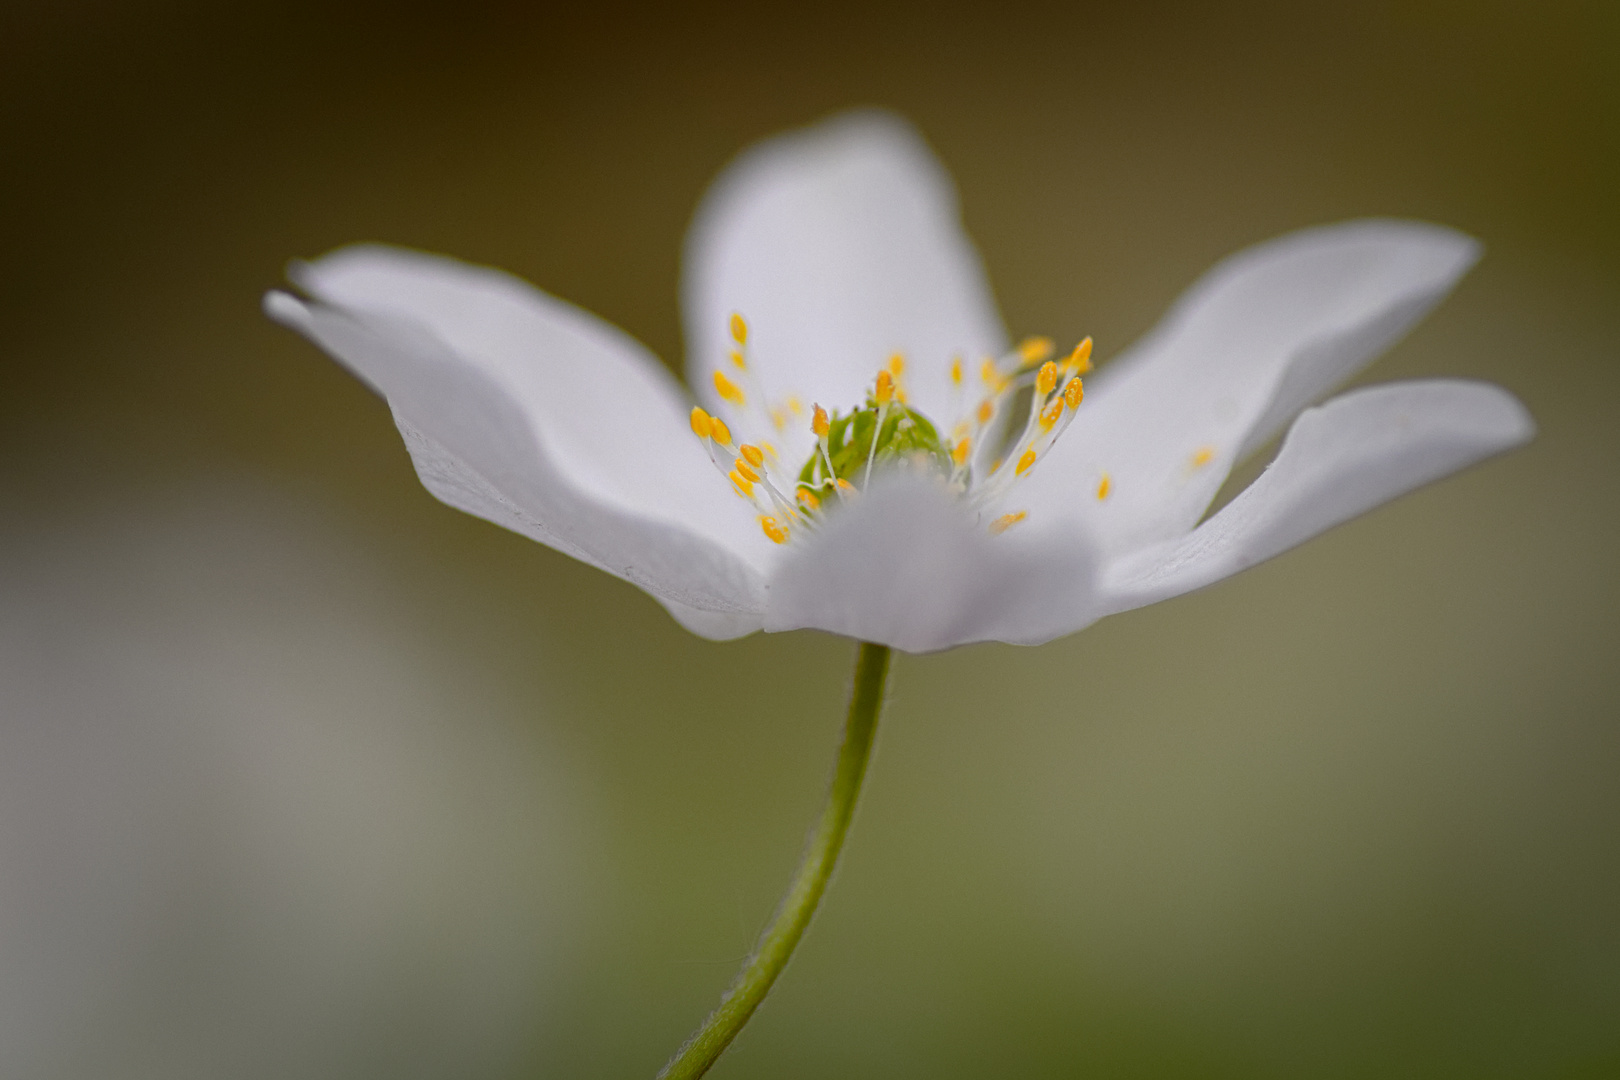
[{"left": 690, "top": 314, "right": 1109, "bottom": 546}]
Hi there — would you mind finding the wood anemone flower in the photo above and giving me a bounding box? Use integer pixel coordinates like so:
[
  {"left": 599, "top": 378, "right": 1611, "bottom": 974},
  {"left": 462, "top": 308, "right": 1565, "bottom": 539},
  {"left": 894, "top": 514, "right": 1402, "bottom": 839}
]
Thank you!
[{"left": 266, "top": 110, "right": 1532, "bottom": 654}]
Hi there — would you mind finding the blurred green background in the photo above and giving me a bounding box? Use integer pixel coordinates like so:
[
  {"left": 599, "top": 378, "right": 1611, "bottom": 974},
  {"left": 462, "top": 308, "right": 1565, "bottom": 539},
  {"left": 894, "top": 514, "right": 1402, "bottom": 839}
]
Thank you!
[{"left": 3, "top": 0, "right": 1617, "bottom": 1077}]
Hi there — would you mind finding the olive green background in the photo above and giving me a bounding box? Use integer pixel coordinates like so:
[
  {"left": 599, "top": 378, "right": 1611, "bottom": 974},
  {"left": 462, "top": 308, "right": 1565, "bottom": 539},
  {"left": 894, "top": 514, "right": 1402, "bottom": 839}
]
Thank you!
[{"left": 3, "top": 1, "right": 1617, "bottom": 1077}]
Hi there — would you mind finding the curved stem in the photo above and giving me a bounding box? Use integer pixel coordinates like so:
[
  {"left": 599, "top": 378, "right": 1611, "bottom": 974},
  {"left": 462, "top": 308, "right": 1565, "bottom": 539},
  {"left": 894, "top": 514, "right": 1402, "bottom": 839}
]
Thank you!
[{"left": 657, "top": 641, "right": 892, "bottom": 1080}]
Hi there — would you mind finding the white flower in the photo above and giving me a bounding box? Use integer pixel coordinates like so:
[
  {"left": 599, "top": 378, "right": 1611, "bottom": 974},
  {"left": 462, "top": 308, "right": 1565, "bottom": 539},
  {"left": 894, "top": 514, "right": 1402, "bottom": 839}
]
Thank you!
[{"left": 265, "top": 110, "right": 1532, "bottom": 653}]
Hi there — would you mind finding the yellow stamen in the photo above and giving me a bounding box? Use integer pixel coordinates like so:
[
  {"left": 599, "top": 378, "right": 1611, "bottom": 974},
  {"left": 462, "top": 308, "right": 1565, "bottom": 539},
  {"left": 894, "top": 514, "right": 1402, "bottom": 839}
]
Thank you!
[
  {"left": 952, "top": 437, "right": 972, "bottom": 467},
  {"left": 976, "top": 400, "right": 994, "bottom": 425},
  {"left": 1191, "top": 446, "right": 1215, "bottom": 469},
  {"left": 1015, "top": 448, "right": 1037, "bottom": 475},
  {"left": 888, "top": 354, "right": 905, "bottom": 377},
  {"left": 729, "top": 313, "right": 748, "bottom": 345},
  {"left": 787, "top": 396, "right": 804, "bottom": 416},
  {"left": 1064, "top": 337, "right": 1093, "bottom": 374},
  {"left": 1018, "top": 336, "right": 1054, "bottom": 364},
  {"left": 980, "top": 358, "right": 1001, "bottom": 387},
  {"left": 708, "top": 416, "right": 732, "bottom": 445},
  {"left": 763, "top": 442, "right": 779, "bottom": 460},
  {"left": 835, "top": 478, "right": 854, "bottom": 493},
  {"left": 950, "top": 356, "right": 963, "bottom": 385},
  {"left": 734, "top": 458, "right": 760, "bottom": 483},
  {"left": 770, "top": 406, "right": 787, "bottom": 431},
  {"left": 690, "top": 406, "right": 711, "bottom": 437},
  {"left": 729, "top": 349, "right": 747, "bottom": 370},
  {"left": 812, "top": 404, "right": 830, "bottom": 438},
  {"left": 713, "top": 369, "right": 746, "bottom": 407},
  {"left": 760, "top": 516, "right": 789, "bottom": 544},
  {"left": 796, "top": 487, "right": 820, "bottom": 509},
  {"left": 1036, "top": 360, "right": 1058, "bottom": 396},
  {"left": 729, "top": 469, "right": 753, "bottom": 496},
  {"left": 739, "top": 444, "right": 764, "bottom": 468},
  {"left": 1097, "top": 473, "right": 1111, "bottom": 500},
  {"left": 874, "top": 370, "right": 895, "bottom": 406},
  {"left": 1039, "top": 397, "right": 1064, "bottom": 430},
  {"left": 990, "top": 511, "right": 1028, "bottom": 535},
  {"left": 1064, "top": 377, "right": 1084, "bottom": 409}
]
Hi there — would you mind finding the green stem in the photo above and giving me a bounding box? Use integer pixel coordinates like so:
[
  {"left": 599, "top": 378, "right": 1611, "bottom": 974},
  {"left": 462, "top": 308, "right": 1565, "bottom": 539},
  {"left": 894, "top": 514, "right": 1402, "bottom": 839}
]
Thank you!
[{"left": 657, "top": 641, "right": 892, "bottom": 1080}]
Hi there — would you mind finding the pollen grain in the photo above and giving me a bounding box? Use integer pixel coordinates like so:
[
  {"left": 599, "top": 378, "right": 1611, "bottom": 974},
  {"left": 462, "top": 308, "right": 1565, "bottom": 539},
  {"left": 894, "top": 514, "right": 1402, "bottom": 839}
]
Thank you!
[
  {"left": 714, "top": 370, "right": 746, "bottom": 407},
  {"left": 1018, "top": 336, "right": 1054, "bottom": 364},
  {"left": 1064, "top": 378, "right": 1084, "bottom": 409},
  {"left": 990, "top": 511, "right": 1028, "bottom": 535},
  {"left": 1036, "top": 361, "right": 1058, "bottom": 396}
]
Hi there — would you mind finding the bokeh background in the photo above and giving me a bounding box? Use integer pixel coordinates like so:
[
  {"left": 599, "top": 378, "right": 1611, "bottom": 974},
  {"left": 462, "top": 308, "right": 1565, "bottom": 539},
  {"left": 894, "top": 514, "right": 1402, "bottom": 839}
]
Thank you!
[{"left": 3, "top": 1, "right": 1617, "bottom": 1077}]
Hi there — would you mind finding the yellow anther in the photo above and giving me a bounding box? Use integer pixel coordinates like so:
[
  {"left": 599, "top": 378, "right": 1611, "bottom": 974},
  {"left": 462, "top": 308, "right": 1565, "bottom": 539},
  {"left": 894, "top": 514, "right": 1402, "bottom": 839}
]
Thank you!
[
  {"left": 1064, "top": 377, "right": 1084, "bottom": 409},
  {"left": 976, "top": 400, "right": 994, "bottom": 425},
  {"left": 1096, "top": 473, "right": 1111, "bottom": 500},
  {"left": 787, "top": 396, "right": 804, "bottom": 416},
  {"left": 1036, "top": 360, "right": 1058, "bottom": 396},
  {"left": 760, "top": 516, "right": 789, "bottom": 544},
  {"left": 874, "top": 370, "right": 894, "bottom": 406},
  {"left": 812, "top": 404, "right": 830, "bottom": 437},
  {"left": 729, "top": 469, "right": 754, "bottom": 496},
  {"left": 1064, "top": 337, "right": 1094, "bottom": 374},
  {"left": 734, "top": 457, "right": 760, "bottom": 483},
  {"left": 690, "top": 406, "right": 712, "bottom": 437},
  {"left": 796, "top": 487, "right": 821, "bottom": 509},
  {"left": 740, "top": 444, "right": 764, "bottom": 468},
  {"left": 896, "top": 387, "right": 908, "bottom": 405},
  {"left": 729, "top": 313, "right": 748, "bottom": 345},
  {"left": 1018, "top": 336, "right": 1054, "bottom": 364},
  {"left": 835, "top": 478, "right": 854, "bottom": 493},
  {"left": 1039, "top": 396, "right": 1064, "bottom": 430},
  {"left": 952, "top": 437, "right": 972, "bottom": 467},
  {"left": 763, "top": 442, "right": 779, "bottom": 460},
  {"left": 990, "top": 511, "right": 1028, "bottom": 535},
  {"left": 980, "top": 358, "right": 1001, "bottom": 387},
  {"left": 729, "top": 349, "right": 747, "bottom": 370},
  {"left": 713, "top": 369, "right": 746, "bottom": 407},
  {"left": 888, "top": 354, "right": 905, "bottom": 377},
  {"left": 1015, "top": 448, "right": 1038, "bottom": 475},
  {"left": 950, "top": 356, "right": 963, "bottom": 385},
  {"left": 708, "top": 415, "right": 732, "bottom": 445},
  {"left": 770, "top": 406, "right": 787, "bottom": 431},
  {"left": 1191, "top": 446, "right": 1215, "bottom": 469}
]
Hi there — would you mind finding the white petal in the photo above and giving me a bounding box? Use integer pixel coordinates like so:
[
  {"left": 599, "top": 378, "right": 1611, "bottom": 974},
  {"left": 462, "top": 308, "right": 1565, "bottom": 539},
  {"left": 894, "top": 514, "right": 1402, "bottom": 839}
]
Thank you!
[
  {"left": 265, "top": 289, "right": 768, "bottom": 621},
  {"left": 654, "top": 596, "right": 764, "bottom": 641},
  {"left": 764, "top": 473, "right": 1099, "bottom": 652},
  {"left": 284, "top": 244, "right": 764, "bottom": 562},
  {"left": 1019, "top": 220, "right": 1481, "bottom": 555},
  {"left": 683, "top": 109, "right": 1007, "bottom": 461},
  {"left": 1097, "top": 379, "right": 1534, "bottom": 613}
]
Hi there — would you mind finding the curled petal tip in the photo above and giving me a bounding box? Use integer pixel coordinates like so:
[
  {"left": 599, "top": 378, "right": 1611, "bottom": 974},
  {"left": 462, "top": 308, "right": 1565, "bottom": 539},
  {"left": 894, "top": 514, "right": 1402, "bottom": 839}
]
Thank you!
[{"left": 262, "top": 289, "right": 309, "bottom": 326}]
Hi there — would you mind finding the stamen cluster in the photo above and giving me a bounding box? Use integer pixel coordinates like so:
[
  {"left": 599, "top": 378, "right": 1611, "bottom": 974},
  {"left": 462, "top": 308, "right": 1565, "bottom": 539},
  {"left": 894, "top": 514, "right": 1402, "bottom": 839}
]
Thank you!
[{"left": 691, "top": 314, "right": 1096, "bottom": 545}]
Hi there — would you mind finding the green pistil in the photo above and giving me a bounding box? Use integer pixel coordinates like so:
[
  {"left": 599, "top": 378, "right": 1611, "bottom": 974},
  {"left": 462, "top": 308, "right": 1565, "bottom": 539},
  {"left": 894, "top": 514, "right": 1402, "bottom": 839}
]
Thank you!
[{"left": 797, "top": 396, "right": 951, "bottom": 497}]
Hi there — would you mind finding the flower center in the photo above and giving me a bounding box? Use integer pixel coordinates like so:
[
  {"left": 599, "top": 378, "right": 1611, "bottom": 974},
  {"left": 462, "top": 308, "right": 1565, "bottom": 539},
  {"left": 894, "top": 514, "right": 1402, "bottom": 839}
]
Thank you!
[{"left": 689, "top": 315, "right": 1096, "bottom": 546}]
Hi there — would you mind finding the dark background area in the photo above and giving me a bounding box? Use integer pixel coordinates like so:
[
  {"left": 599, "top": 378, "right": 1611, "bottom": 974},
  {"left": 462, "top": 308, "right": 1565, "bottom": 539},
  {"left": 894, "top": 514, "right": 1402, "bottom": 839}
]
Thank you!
[{"left": 2, "top": 1, "right": 1617, "bottom": 1077}]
